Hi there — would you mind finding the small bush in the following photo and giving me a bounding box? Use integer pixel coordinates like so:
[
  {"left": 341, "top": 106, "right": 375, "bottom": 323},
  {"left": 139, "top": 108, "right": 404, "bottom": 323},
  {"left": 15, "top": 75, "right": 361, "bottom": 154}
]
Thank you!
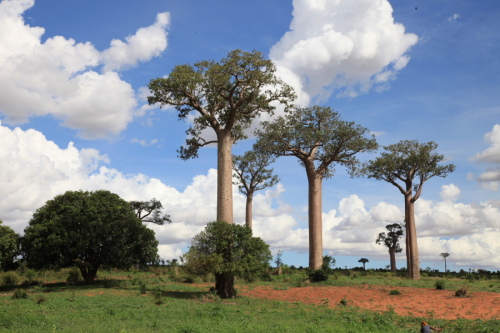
[
  {"left": 435, "top": 280, "right": 446, "bottom": 290},
  {"left": 2, "top": 271, "right": 20, "bottom": 286},
  {"left": 66, "top": 267, "right": 81, "bottom": 285},
  {"left": 139, "top": 282, "right": 147, "bottom": 294},
  {"left": 12, "top": 289, "right": 29, "bottom": 299},
  {"left": 309, "top": 269, "right": 329, "bottom": 282},
  {"left": 390, "top": 288, "right": 399, "bottom": 295},
  {"left": 36, "top": 296, "right": 47, "bottom": 304}
]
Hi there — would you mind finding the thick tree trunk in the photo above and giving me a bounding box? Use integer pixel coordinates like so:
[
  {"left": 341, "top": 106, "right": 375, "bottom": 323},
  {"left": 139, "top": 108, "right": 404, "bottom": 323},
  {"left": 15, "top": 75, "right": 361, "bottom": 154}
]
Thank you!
[
  {"left": 215, "top": 273, "right": 235, "bottom": 298},
  {"left": 405, "top": 195, "right": 420, "bottom": 280},
  {"left": 389, "top": 248, "right": 397, "bottom": 273},
  {"left": 245, "top": 191, "right": 253, "bottom": 229},
  {"left": 78, "top": 265, "right": 98, "bottom": 284},
  {"left": 307, "top": 169, "right": 323, "bottom": 270},
  {"left": 405, "top": 214, "right": 411, "bottom": 277},
  {"left": 217, "top": 132, "right": 234, "bottom": 224}
]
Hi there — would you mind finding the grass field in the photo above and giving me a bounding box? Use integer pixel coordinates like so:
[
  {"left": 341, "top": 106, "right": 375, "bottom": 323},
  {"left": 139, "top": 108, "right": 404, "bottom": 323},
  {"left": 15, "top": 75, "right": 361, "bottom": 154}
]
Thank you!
[{"left": 0, "top": 268, "right": 498, "bottom": 332}]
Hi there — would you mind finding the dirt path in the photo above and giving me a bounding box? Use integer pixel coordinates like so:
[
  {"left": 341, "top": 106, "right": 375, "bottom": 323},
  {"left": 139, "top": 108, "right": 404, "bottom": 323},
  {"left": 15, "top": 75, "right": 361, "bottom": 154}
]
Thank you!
[{"left": 239, "top": 284, "right": 500, "bottom": 320}]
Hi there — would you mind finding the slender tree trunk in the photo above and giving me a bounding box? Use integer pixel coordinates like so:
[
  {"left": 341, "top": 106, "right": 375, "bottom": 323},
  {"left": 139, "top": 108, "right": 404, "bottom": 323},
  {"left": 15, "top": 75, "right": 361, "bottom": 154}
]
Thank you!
[
  {"left": 217, "top": 132, "right": 234, "bottom": 224},
  {"left": 306, "top": 167, "right": 323, "bottom": 270},
  {"left": 245, "top": 191, "right": 254, "bottom": 229},
  {"left": 405, "top": 195, "right": 420, "bottom": 280},
  {"left": 389, "top": 248, "right": 397, "bottom": 273},
  {"left": 215, "top": 273, "right": 235, "bottom": 298}
]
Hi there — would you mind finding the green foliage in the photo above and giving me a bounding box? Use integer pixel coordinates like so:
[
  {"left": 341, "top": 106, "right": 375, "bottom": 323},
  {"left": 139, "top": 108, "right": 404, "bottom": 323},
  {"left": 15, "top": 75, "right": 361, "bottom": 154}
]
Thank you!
[
  {"left": 183, "top": 221, "right": 272, "bottom": 297},
  {"left": 21, "top": 190, "right": 159, "bottom": 284},
  {"left": 232, "top": 150, "right": 280, "bottom": 196},
  {"left": 376, "top": 223, "right": 403, "bottom": 253},
  {"left": 0, "top": 220, "right": 20, "bottom": 271},
  {"left": 66, "top": 267, "right": 81, "bottom": 284},
  {"left": 255, "top": 106, "right": 378, "bottom": 179},
  {"left": 435, "top": 280, "right": 446, "bottom": 290},
  {"left": 12, "top": 288, "right": 28, "bottom": 299},
  {"left": 184, "top": 221, "right": 271, "bottom": 278},
  {"left": 2, "top": 271, "right": 20, "bottom": 285},
  {"left": 130, "top": 198, "right": 171, "bottom": 225},
  {"left": 148, "top": 49, "right": 296, "bottom": 160},
  {"left": 309, "top": 256, "right": 336, "bottom": 282},
  {"left": 361, "top": 140, "right": 456, "bottom": 188},
  {"left": 389, "top": 289, "right": 401, "bottom": 295}
]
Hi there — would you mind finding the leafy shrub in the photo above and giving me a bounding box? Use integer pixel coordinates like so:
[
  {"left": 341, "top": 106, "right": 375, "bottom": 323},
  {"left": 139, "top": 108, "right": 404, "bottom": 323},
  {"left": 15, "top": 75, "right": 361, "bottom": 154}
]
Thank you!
[
  {"left": 12, "top": 289, "right": 28, "bottom": 299},
  {"left": 139, "top": 282, "right": 147, "bottom": 294},
  {"left": 309, "top": 269, "right": 329, "bottom": 282},
  {"left": 389, "top": 289, "right": 401, "bottom": 295},
  {"left": 435, "top": 280, "right": 446, "bottom": 290},
  {"left": 2, "top": 271, "right": 20, "bottom": 286},
  {"left": 66, "top": 267, "right": 81, "bottom": 284},
  {"left": 36, "top": 296, "right": 47, "bottom": 304},
  {"left": 103, "top": 279, "right": 121, "bottom": 288}
]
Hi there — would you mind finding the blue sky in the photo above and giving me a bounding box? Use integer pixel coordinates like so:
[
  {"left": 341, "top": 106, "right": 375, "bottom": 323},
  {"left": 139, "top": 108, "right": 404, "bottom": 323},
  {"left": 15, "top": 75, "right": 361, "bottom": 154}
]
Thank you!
[{"left": 1, "top": 0, "right": 499, "bottom": 272}]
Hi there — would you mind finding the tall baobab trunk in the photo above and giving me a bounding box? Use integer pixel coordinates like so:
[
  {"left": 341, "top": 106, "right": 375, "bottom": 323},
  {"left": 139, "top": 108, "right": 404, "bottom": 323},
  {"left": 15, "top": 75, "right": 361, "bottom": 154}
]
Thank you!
[
  {"left": 389, "top": 248, "right": 397, "bottom": 273},
  {"left": 217, "top": 132, "right": 234, "bottom": 224},
  {"left": 405, "top": 194, "right": 420, "bottom": 280},
  {"left": 245, "top": 192, "right": 254, "bottom": 229},
  {"left": 307, "top": 167, "right": 323, "bottom": 270}
]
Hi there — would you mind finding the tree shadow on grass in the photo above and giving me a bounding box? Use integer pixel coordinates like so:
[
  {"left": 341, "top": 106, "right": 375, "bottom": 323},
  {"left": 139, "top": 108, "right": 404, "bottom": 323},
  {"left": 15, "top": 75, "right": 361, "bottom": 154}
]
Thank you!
[{"left": 159, "top": 290, "right": 207, "bottom": 299}]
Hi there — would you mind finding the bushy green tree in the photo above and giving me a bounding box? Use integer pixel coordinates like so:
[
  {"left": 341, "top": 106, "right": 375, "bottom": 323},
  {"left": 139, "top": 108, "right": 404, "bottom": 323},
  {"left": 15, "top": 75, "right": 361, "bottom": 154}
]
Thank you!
[
  {"left": 21, "top": 190, "right": 159, "bottom": 283},
  {"left": 0, "top": 220, "right": 20, "bottom": 271},
  {"left": 183, "top": 221, "right": 272, "bottom": 298}
]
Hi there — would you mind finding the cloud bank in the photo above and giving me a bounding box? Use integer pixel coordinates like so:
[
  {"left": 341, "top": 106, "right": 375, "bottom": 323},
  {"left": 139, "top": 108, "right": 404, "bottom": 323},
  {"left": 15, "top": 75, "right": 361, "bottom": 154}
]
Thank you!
[
  {"left": 1, "top": 123, "right": 499, "bottom": 269},
  {"left": 0, "top": 0, "right": 170, "bottom": 139}
]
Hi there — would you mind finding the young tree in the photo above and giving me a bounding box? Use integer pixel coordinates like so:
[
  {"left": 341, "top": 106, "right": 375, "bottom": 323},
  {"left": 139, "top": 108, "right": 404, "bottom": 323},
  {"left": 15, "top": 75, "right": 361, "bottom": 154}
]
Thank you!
[
  {"left": 358, "top": 258, "right": 369, "bottom": 270},
  {"left": 0, "top": 220, "right": 20, "bottom": 271},
  {"left": 376, "top": 223, "right": 404, "bottom": 273},
  {"left": 130, "top": 198, "right": 171, "bottom": 225},
  {"left": 440, "top": 252, "right": 450, "bottom": 272},
  {"left": 22, "top": 190, "right": 159, "bottom": 283},
  {"left": 233, "top": 150, "right": 280, "bottom": 228},
  {"left": 183, "top": 221, "right": 272, "bottom": 298},
  {"left": 361, "top": 140, "right": 455, "bottom": 280},
  {"left": 148, "top": 49, "right": 295, "bottom": 224},
  {"left": 255, "top": 106, "right": 378, "bottom": 269}
]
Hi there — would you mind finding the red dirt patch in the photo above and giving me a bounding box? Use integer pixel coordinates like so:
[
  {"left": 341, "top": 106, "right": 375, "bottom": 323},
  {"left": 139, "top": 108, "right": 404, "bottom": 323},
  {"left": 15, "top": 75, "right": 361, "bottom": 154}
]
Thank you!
[{"left": 239, "top": 284, "right": 500, "bottom": 320}]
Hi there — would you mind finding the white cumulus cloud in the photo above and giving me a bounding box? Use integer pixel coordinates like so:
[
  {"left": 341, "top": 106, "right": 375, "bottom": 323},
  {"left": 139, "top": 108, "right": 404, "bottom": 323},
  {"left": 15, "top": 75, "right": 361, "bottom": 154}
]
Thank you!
[
  {"left": 270, "top": 0, "right": 418, "bottom": 102},
  {"left": 472, "top": 124, "right": 500, "bottom": 191},
  {"left": 0, "top": 0, "right": 170, "bottom": 139}
]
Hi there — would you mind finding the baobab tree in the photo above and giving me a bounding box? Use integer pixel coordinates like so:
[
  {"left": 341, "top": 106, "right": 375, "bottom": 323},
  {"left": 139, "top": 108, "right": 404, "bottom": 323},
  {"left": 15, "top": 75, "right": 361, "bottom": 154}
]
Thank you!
[
  {"left": 148, "top": 49, "right": 295, "bottom": 224},
  {"left": 376, "top": 223, "right": 404, "bottom": 273},
  {"left": 130, "top": 198, "right": 171, "bottom": 225},
  {"left": 232, "top": 150, "right": 280, "bottom": 229},
  {"left": 255, "top": 106, "right": 378, "bottom": 269},
  {"left": 440, "top": 252, "right": 450, "bottom": 272},
  {"left": 361, "top": 140, "right": 455, "bottom": 280},
  {"left": 358, "top": 258, "right": 369, "bottom": 270}
]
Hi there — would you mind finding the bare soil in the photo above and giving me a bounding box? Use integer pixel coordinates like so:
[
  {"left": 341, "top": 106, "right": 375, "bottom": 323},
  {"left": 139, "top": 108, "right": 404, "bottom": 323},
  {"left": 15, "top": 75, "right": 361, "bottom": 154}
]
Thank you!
[{"left": 239, "top": 284, "right": 500, "bottom": 320}]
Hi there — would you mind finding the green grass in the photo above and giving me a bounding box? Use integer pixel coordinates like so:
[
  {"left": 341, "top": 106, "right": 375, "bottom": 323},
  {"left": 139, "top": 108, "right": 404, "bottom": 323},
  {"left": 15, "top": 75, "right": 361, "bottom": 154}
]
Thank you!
[{"left": 0, "top": 269, "right": 498, "bottom": 332}]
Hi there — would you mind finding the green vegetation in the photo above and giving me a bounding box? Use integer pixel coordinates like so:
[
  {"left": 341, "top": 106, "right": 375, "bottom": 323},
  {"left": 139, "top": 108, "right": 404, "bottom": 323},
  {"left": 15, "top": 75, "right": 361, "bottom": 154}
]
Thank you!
[
  {"left": 0, "top": 268, "right": 498, "bottom": 332},
  {"left": 183, "top": 221, "right": 272, "bottom": 298},
  {"left": 21, "top": 190, "right": 159, "bottom": 284}
]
